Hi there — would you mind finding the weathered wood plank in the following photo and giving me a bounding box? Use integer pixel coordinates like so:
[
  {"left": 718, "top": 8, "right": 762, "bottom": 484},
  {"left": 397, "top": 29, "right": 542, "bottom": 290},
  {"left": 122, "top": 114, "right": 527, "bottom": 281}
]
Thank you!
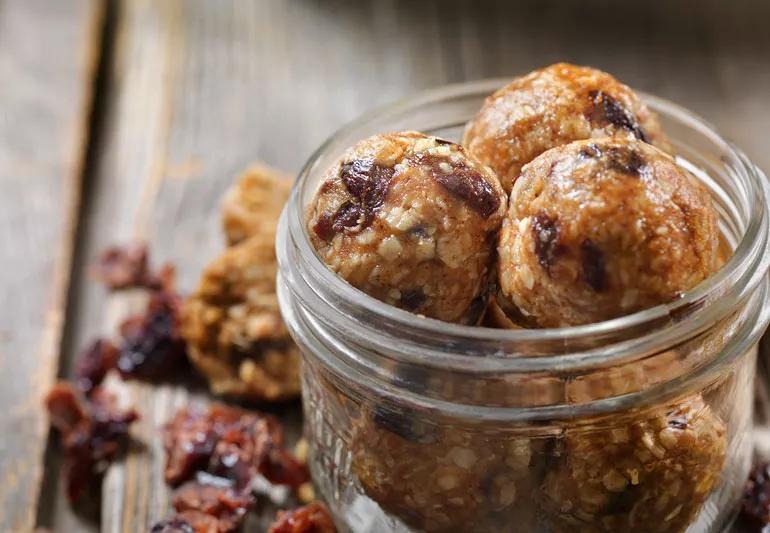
[{"left": 0, "top": 0, "right": 104, "bottom": 530}]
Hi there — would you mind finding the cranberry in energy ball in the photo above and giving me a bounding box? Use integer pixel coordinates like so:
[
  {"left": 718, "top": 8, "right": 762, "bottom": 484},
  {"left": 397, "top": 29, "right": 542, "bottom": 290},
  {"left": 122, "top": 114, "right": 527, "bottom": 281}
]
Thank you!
[
  {"left": 307, "top": 131, "right": 507, "bottom": 324},
  {"left": 497, "top": 138, "right": 719, "bottom": 328},
  {"left": 462, "top": 63, "right": 669, "bottom": 192}
]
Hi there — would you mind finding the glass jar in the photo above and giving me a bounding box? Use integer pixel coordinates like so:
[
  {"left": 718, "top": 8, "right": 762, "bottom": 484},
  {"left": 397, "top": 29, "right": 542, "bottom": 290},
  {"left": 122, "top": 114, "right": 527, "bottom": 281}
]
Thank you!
[{"left": 276, "top": 80, "right": 770, "bottom": 533}]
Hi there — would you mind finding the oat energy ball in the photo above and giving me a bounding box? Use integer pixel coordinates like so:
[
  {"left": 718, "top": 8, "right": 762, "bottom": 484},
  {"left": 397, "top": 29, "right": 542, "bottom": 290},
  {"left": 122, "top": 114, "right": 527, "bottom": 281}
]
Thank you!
[
  {"left": 222, "top": 163, "right": 293, "bottom": 246},
  {"left": 463, "top": 63, "right": 669, "bottom": 192},
  {"left": 307, "top": 132, "right": 507, "bottom": 324},
  {"left": 351, "top": 408, "right": 538, "bottom": 532},
  {"left": 181, "top": 234, "right": 300, "bottom": 401},
  {"left": 497, "top": 138, "right": 719, "bottom": 328},
  {"left": 541, "top": 395, "right": 726, "bottom": 532}
]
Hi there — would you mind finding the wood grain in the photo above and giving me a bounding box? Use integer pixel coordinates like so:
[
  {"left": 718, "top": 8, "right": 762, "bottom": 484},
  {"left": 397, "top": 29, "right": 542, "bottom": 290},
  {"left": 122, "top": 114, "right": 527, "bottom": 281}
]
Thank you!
[
  {"left": 0, "top": 0, "right": 104, "bottom": 530},
  {"left": 29, "top": 0, "right": 770, "bottom": 531}
]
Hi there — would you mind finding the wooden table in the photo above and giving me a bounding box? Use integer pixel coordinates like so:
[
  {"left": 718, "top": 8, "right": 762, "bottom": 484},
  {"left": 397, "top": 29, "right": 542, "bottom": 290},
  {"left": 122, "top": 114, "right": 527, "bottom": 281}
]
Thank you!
[{"left": 3, "top": 0, "right": 769, "bottom": 531}]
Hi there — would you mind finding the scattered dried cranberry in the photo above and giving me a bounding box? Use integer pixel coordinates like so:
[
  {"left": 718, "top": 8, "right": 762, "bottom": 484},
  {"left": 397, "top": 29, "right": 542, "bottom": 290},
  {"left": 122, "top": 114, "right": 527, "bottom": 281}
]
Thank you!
[
  {"left": 150, "top": 511, "right": 218, "bottom": 533},
  {"left": 162, "top": 404, "right": 308, "bottom": 490},
  {"left": 74, "top": 339, "right": 119, "bottom": 394},
  {"left": 172, "top": 480, "right": 254, "bottom": 532},
  {"left": 267, "top": 501, "right": 337, "bottom": 533},
  {"left": 117, "top": 268, "right": 187, "bottom": 380},
  {"left": 44, "top": 382, "right": 138, "bottom": 501},
  {"left": 93, "top": 243, "right": 151, "bottom": 290},
  {"left": 743, "top": 463, "right": 770, "bottom": 527}
]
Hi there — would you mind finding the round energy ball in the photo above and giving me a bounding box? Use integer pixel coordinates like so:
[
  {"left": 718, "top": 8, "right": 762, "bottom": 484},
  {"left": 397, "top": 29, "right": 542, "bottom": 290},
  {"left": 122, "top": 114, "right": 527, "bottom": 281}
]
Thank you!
[
  {"left": 497, "top": 138, "right": 719, "bottom": 328},
  {"left": 350, "top": 407, "right": 539, "bottom": 532},
  {"left": 540, "top": 395, "right": 726, "bottom": 533},
  {"left": 462, "top": 63, "right": 669, "bottom": 192},
  {"left": 307, "top": 131, "right": 507, "bottom": 324}
]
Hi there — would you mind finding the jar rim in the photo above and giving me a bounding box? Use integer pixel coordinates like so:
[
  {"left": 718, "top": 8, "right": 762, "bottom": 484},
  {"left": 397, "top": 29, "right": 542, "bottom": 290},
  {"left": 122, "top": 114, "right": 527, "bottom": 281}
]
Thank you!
[{"left": 279, "top": 78, "right": 770, "bottom": 373}]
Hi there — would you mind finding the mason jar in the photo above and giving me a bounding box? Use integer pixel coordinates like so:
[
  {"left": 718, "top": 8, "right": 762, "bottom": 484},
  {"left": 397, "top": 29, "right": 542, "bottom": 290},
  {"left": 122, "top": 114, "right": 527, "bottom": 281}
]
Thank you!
[{"left": 276, "top": 80, "right": 770, "bottom": 533}]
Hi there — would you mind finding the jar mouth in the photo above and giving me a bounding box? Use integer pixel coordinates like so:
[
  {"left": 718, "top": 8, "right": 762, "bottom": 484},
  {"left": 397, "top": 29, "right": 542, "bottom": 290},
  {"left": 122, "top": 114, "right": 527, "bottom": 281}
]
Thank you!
[{"left": 279, "top": 79, "right": 770, "bottom": 374}]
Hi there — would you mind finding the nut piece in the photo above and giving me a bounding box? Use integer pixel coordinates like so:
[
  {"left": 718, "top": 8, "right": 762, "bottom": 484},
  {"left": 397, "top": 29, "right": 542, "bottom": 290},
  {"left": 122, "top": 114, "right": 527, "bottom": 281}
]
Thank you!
[
  {"left": 541, "top": 395, "right": 726, "bottom": 533},
  {"left": 497, "top": 138, "right": 719, "bottom": 327},
  {"left": 463, "top": 63, "right": 669, "bottom": 192},
  {"left": 350, "top": 406, "right": 538, "bottom": 532},
  {"left": 181, "top": 234, "right": 300, "bottom": 401},
  {"left": 221, "top": 163, "right": 293, "bottom": 246},
  {"left": 307, "top": 132, "right": 507, "bottom": 324}
]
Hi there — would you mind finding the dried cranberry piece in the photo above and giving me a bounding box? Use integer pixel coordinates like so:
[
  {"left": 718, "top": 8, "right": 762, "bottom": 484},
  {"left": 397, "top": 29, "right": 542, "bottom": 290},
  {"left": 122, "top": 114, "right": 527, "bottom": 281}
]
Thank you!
[
  {"left": 150, "top": 517, "right": 196, "bottom": 533},
  {"left": 743, "top": 463, "right": 770, "bottom": 526},
  {"left": 163, "top": 407, "right": 221, "bottom": 485},
  {"left": 607, "top": 146, "right": 647, "bottom": 177},
  {"left": 172, "top": 480, "right": 254, "bottom": 532},
  {"left": 117, "top": 278, "right": 186, "bottom": 380},
  {"left": 587, "top": 90, "right": 648, "bottom": 143},
  {"left": 44, "top": 382, "right": 138, "bottom": 501},
  {"left": 399, "top": 288, "right": 426, "bottom": 311},
  {"left": 340, "top": 158, "right": 395, "bottom": 210},
  {"left": 531, "top": 211, "right": 564, "bottom": 272},
  {"left": 163, "top": 404, "right": 306, "bottom": 491},
  {"left": 580, "top": 238, "right": 607, "bottom": 292},
  {"left": 93, "top": 243, "right": 150, "bottom": 290},
  {"left": 46, "top": 382, "right": 88, "bottom": 434},
  {"left": 74, "top": 339, "right": 119, "bottom": 394},
  {"left": 151, "top": 511, "right": 219, "bottom": 533},
  {"left": 420, "top": 154, "right": 500, "bottom": 219},
  {"left": 331, "top": 202, "right": 364, "bottom": 231},
  {"left": 267, "top": 501, "right": 337, "bottom": 533}
]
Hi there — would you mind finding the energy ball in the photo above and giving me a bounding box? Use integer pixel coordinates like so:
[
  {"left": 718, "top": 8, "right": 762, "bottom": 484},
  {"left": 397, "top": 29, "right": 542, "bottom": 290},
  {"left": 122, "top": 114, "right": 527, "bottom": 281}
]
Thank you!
[
  {"left": 307, "top": 131, "right": 507, "bottom": 324},
  {"left": 497, "top": 138, "right": 719, "bottom": 328},
  {"left": 350, "top": 408, "right": 539, "bottom": 532},
  {"left": 181, "top": 233, "right": 301, "bottom": 401},
  {"left": 540, "top": 395, "right": 726, "bottom": 532},
  {"left": 221, "top": 163, "right": 293, "bottom": 246},
  {"left": 463, "top": 63, "right": 669, "bottom": 192}
]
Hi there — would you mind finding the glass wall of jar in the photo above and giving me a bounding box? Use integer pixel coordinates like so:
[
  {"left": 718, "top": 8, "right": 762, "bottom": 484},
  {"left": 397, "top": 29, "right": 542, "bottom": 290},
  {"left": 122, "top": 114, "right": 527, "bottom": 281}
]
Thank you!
[{"left": 276, "top": 81, "right": 770, "bottom": 533}]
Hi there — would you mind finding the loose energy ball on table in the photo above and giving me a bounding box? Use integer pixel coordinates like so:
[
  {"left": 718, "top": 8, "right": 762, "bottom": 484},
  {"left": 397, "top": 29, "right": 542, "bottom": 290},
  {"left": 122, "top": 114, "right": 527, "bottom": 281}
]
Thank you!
[
  {"left": 497, "top": 138, "right": 719, "bottom": 328},
  {"left": 307, "top": 131, "right": 507, "bottom": 324},
  {"left": 541, "top": 395, "right": 726, "bottom": 532},
  {"left": 181, "top": 233, "right": 300, "bottom": 401},
  {"left": 350, "top": 412, "right": 539, "bottom": 532},
  {"left": 222, "top": 163, "right": 293, "bottom": 246},
  {"left": 462, "top": 63, "right": 669, "bottom": 192}
]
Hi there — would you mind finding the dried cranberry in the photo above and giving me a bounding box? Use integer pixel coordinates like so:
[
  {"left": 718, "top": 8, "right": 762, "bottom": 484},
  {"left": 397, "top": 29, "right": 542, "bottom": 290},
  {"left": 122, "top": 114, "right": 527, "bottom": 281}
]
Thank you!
[
  {"left": 93, "top": 243, "right": 151, "bottom": 290},
  {"left": 422, "top": 154, "right": 500, "bottom": 219},
  {"left": 340, "top": 159, "right": 395, "bottom": 210},
  {"left": 74, "top": 339, "right": 119, "bottom": 394},
  {"left": 172, "top": 480, "right": 254, "bottom": 532},
  {"left": 117, "top": 280, "right": 186, "bottom": 380},
  {"left": 150, "top": 517, "right": 196, "bottom": 533},
  {"left": 44, "top": 382, "right": 138, "bottom": 501},
  {"left": 581, "top": 238, "right": 607, "bottom": 292},
  {"left": 743, "top": 463, "right": 770, "bottom": 526},
  {"left": 399, "top": 288, "right": 426, "bottom": 311},
  {"left": 587, "top": 90, "right": 648, "bottom": 143},
  {"left": 163, "top": 404, "right": 307, "bottom": 491},
  {"left": 151, "top": 511, "right": 219, "bottom": 533},
  {"left": 267, "top": 501, "right": 337, "bottom": 533},
  {"left": 531, "top": 211, "right": 564, "bottom": 272}
]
